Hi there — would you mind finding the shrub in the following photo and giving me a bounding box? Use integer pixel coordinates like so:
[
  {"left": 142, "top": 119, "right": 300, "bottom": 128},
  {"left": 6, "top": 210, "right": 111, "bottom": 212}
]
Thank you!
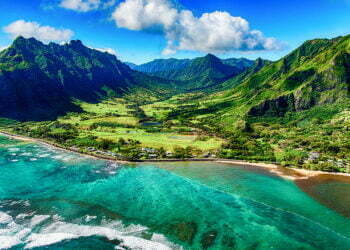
[
  {"left": 276, "top": 149, "right": 308, "bottom": 166},
  {"left": 173, "top": 146, "right": 194, "bottom": 159}
]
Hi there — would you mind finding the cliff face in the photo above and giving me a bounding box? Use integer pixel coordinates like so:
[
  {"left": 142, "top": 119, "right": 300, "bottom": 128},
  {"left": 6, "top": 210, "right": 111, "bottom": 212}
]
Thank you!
[
  {"left": 248, "top": 94, "right": 295, "bottom": 117},
  {"left": 245, "top": 36, "right": 350, "bottom": 117}
]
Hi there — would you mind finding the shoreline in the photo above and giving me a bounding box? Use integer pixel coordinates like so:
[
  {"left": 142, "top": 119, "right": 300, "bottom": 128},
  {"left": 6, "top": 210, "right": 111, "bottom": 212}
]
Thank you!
[
  {"left": 0, "top": 131, "right": 131, "bottom": 164},
  {"left": 1, "top": 131, "right": 350, "bottom": 181},
  {"left": 216, "top": 160, "right": 350, "bottom": 181}
]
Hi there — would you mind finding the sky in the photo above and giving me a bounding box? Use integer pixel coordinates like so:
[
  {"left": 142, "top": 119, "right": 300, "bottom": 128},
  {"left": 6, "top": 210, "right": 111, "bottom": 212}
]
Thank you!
[{"left": 0, "top": 0, "right": 349, "bottom": 64}]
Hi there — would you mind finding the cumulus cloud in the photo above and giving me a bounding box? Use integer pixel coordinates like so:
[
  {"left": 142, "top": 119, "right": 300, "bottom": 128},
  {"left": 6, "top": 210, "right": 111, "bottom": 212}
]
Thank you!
[
  {"left": 112, "top": 0, "right": 177, "bottom": 31},
  {"left": 59, "top": 0, "right": 116, "bottom": 12},
  {"left": 112, "top": 0, "right": 281, "bottom": 55},
  {"left": 3, "top": 20, "right": 74, "bottom": 43}
]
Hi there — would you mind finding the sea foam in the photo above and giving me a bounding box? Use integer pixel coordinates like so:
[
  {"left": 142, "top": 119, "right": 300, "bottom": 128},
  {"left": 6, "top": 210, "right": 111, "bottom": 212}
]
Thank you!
[{"left": 0, "top": 211, "right": 176, "bottom": 250}]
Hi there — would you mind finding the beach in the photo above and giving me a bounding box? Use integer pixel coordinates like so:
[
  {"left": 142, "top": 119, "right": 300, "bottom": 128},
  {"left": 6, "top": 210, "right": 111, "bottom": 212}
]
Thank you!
[{"left": 1, "top": 130, "right": 350, "bottom": 182}]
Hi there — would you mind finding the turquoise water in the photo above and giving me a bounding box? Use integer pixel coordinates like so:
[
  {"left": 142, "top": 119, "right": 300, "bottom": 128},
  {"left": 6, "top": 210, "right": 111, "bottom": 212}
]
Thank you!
[{"left": 0, "top": 136, "right": 350, "bottom": 249}]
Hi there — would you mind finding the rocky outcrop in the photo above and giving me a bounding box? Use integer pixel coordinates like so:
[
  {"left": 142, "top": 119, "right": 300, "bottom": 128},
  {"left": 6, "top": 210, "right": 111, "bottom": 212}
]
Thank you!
[
  {"left": 248, "top": 51, "right": 350, "bottom": 118},
  {"left": 248, "top": 94, "right": 295, "bottom": 117}
]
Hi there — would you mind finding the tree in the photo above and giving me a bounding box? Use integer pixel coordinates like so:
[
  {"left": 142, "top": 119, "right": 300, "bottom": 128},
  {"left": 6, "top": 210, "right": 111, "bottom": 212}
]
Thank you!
[
  {"left": 99, "top": 138, "right": 115, "bottom": 150},
  {"left": 118, "top": 137, "right": 127, "bottom": 145},
  {"left": 158, "top": 147, "right": 166, "bottom": 158},
  {"left": 173, "top": 146, "right": 193, "bottom": 159}
]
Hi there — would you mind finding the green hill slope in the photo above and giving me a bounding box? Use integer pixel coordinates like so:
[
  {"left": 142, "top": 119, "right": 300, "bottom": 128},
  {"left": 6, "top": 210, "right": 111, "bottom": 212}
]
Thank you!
[
  {"left": 222, "top": 58, "right": 255, "bottom": 70},
  {"left": 162, "top": 35, "right": 350, "bottom": 171},
  {"left": 129, "top": 58, "right": 191, "bottom": 73},
  {"left": 0, "top": 37, "right": 176, "bottom": 121},
  {"left": 174, "top": 35, "right": 350, "bottom": 127},
  {"left": 130, "top": 54, "right": 254, "bottom": 92},
  {"left": 154, "top": 54, "right": 245, "bottom": 91}
]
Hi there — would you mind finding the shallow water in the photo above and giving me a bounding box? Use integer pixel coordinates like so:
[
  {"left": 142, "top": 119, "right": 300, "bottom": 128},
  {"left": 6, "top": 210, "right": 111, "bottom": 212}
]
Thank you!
[
  {"left": 296, "top": 174, "right": 350, "bottom": 219},
  {"left": 0, "top": 136, "right": 350, "bottom": 249}
]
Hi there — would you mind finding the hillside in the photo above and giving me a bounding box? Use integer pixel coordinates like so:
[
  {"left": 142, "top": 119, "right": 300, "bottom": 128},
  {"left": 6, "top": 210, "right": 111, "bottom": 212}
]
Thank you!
[
  {"left": 129, "top": 55, "right": 254, "bottom": 92},
  {"left": 236, "top": 36, "right": 349, "bottom": 118},
  {"left": 129, "top": 58, "right": 191, "bottom": 73},
  {"left": 1, "top": 35, "right": 350, "bottom": 172},
  {"left": 213, "top": 58, "right": 271, "bottom": 91},
  {"left": 222, "top": 58, "right": 255, "bottom": 70},
  {"left": 129, "top": 57, "right": 253, "bottom": 74},
  {"left": 168, "top": 35, "right": 350, "bottom": 127},
  {"left": 158, "top": 35, "right": 350, "bottom": 171},
  {"left": 155, "top": 54, "right": 249, "bottom": 91},
  {"left": 0, "top": 37, "right": 176, "bottom": 121}
]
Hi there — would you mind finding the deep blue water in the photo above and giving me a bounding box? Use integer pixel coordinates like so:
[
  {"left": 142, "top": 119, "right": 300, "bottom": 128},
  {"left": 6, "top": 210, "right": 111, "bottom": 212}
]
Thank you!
[{"left": 0, "top": 136, "right": 350, "bottom": 249}]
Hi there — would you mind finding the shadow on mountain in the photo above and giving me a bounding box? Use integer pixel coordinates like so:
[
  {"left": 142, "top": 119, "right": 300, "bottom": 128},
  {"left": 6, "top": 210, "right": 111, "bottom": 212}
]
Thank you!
[{"left": 0, "top": 36, "right": 177, "bottom": 121}]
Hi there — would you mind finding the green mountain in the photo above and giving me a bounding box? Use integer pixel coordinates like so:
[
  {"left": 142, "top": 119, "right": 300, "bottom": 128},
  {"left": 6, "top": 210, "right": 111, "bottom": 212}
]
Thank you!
[
  {"left": 2, "top": 34, "right": 350, "bottom": 171},
  {"left": 174, "top": 36, "right": 349, "bottom": 124},
  {"left": 221, "top": 58, "right": 255, "bottom": 70},
  {"left": 0, "top": 37, "right": 175, "bottom": 121},
  {"left": 153, "top": 54, "right": 250, "bottom": 91},
  {"left": 213, "top": 58, "right": 271, "bottom": 91},
  {"left": 124, "top": 62, "right": 137, "bottom": 69},
  {"left": 129, "top": 55, "right": 254, "bottom": 92},
  {"left": 241, "top": 36, "right": 350, "bottom": 118},
  {"left": 130, "top": 56, "right": 254, "bottom": 74},
  {"left": 129, "top": 58, "right": 191, "bottom": 73},
  {"left": 160, "top": 35, "right": 350, "bottom": 170}
]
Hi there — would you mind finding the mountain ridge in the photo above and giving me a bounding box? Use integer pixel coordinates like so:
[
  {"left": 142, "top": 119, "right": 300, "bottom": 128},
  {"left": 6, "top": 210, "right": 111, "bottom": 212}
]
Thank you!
[
  {"left": 134, "top": 54, "right": 254, "bottom": 91},
  {"left": 0, "top": 36, "right": 177, "bottom": 121},
  {"left": 1, "top": 34, "right": 350, "bottom": 171}
]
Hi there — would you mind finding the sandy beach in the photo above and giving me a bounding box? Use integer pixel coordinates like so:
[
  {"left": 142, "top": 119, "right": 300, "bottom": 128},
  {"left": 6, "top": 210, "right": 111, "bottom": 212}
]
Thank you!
[
  {"left": 215, "top": 160, "right": 350, "bottom": 181},
  {"left": 1, "top": 130, "right": 350, "bottom": 181}
]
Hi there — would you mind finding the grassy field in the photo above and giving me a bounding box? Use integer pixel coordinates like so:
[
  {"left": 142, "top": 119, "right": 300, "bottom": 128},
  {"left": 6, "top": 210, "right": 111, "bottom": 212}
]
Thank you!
[
  {"left": 80, "top": 129, "right": 223, "bottom": 151},
  {"left": 1, "top": 95, "right": 350, "bottom": 172},
  {"left": 77, "top": 99, "right": 131, "bottom": 116},
  {"left": 3, "top": 98, "right": 225, "bottom": 156}
]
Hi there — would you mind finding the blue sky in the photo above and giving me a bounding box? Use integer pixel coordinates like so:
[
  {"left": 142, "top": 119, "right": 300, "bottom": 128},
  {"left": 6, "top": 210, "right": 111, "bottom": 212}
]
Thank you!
[{"left": 0, "top": 0, "right": 349, "bottom": 64}]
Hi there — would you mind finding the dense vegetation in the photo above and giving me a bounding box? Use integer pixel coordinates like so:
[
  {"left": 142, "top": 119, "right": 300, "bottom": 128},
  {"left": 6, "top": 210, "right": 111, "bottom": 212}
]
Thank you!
[
  {"left": 129, "top": 54, "right": 254, "bottom": 92},
  {"left": 0, "top": 37, "right": 178, "bottom": 121},
  {"left": 1, "top": 34, "right": 350, "bottom": 173},
  {"left": 153, "top": 35, "right": 350, "bottom": 172}
]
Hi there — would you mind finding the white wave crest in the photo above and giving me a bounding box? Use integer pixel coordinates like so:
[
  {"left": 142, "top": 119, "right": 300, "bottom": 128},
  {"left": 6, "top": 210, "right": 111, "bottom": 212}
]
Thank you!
[{"left": 0, "top": 212, "right": 179, "bottom": 250}]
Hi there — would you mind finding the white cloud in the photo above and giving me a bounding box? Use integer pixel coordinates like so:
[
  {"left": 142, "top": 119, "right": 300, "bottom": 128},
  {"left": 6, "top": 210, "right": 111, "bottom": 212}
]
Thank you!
[
  {"left": 102, "top": 0, "right": 117, "bottom": 8},
  {"left": 112, "top": 0, "right": 177, "bottom": 31},
  {"left": 59, "top": 0, "right": 116, "bottom": 12},
  {"left": 94, "top": 47, "right": 118, "bottom": 55},
  {"left": 112, "top": 0, "right": 281, "bottom": 55},
  {"left": 0, "top": 46, "right": 8, "bottom": 51},
  {"left": 3, "top": 20, "right": 74, "bottom": 43}
]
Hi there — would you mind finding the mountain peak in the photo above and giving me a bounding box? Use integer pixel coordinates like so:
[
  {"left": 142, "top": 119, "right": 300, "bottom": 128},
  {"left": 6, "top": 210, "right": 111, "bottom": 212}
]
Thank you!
[
  {"left": 193, "top": 53, "right": 221, "bottom": 64},
  {"left": 13, "top": 36, "right": 26, "bottom": 43},
  {"left": 255, "top": 57, "right": 263, "bottom": 64},
  {"left": 69, "top": 40, "right": 85, "bottom": 49},
  {"left": 12, "top": 36, "right": 43, "bottom": 48},
  {"left": 204, "top": 53, "right": 219, "bottom": 60},
  {"left": 70, "top": 40, "right": 83, "bottom": 45}
]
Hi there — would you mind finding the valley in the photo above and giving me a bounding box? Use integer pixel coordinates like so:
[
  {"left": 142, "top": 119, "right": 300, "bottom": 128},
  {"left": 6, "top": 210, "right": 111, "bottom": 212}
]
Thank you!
[
  {"left": 0, "top": 96, "right": 225, "bottom": 161},
  {"left": 2, "top": 1, "right": 350, "bottom": 249},
  {"left": 0, "top": 35, "right": 350, "bottom": 173}
]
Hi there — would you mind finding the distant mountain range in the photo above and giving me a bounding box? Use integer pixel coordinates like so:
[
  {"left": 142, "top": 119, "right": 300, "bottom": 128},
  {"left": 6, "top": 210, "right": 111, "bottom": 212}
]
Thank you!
[
  {"left": 171, "top": 34, "right": 350, "bottom": 130},
  {"left": 126, "top": 58, "right": 192, "bottom": 73},
  {"left": 127, "top": 55, "right": 255, "bottom": 91},
  {"left": 1, "top": 34, "right": 349, "bottom": 124},
  {"left": 0, "top": 37, "right": 176, "bottom": 121}
]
